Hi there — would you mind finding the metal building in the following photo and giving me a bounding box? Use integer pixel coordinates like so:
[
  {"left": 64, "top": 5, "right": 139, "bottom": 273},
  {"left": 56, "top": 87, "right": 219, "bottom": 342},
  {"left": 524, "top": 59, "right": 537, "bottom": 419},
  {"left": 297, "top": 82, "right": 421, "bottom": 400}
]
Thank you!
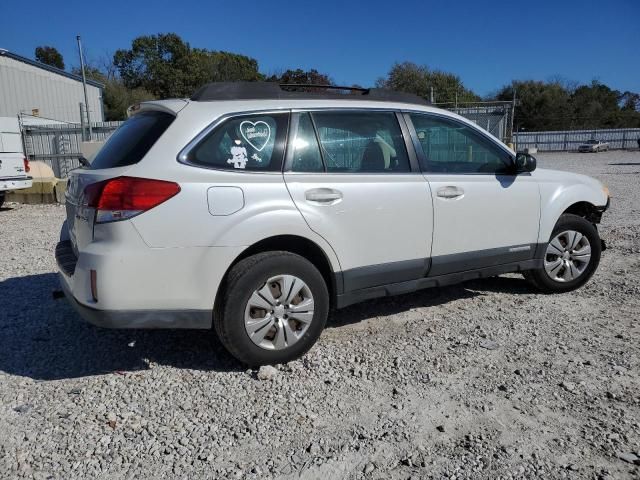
[{"left": 0, "top": 49, "right": 104, "bottom": 123}]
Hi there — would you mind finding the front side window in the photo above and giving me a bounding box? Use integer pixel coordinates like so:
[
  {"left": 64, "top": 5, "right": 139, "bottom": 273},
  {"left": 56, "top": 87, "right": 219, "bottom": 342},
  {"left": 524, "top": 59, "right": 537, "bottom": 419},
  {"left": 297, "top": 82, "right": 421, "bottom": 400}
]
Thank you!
[
  {"left": 310, "top": 111, "right": 410, "bottom": 173},
  {"left": 186, "top": 113, "right": 288, "bottom": 171},
  {"left": 409, "top": 114, "right": 512, "bottom": 174}
]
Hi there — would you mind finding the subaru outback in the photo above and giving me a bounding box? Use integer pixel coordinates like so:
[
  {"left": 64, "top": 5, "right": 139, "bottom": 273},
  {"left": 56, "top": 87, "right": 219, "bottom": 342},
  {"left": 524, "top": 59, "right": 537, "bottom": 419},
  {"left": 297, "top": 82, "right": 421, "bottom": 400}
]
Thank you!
[{"left": 56, "top": 82, "right": 610, "bottom": 365}]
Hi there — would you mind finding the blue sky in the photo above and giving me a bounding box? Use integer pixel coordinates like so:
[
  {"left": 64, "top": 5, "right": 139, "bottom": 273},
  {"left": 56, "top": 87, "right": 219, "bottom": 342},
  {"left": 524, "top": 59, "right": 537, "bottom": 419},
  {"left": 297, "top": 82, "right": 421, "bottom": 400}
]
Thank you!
[{"left": 2, "top": 0, "right": 638, "bottom": 96}]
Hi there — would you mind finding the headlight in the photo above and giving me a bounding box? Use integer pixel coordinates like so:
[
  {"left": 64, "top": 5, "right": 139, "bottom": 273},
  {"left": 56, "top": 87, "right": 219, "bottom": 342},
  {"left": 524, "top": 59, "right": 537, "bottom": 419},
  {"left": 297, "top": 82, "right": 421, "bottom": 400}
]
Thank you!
[{"left": 602, "top": 184, "right": 610, "bottom": 198}]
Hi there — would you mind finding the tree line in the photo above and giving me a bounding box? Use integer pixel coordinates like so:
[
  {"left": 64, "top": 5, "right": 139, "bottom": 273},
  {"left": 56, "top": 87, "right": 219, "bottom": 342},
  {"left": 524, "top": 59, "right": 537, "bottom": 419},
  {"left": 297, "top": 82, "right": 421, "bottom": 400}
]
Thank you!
[{"left": 34, "top": 33, "right": 640, "bottom": 129}]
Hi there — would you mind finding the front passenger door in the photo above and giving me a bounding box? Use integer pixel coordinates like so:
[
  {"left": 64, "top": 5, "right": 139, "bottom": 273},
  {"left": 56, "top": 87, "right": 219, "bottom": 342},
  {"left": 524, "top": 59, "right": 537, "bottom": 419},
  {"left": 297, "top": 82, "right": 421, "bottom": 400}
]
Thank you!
[{"left": 406, "top": 113, "right": 540, "bottom": 276}]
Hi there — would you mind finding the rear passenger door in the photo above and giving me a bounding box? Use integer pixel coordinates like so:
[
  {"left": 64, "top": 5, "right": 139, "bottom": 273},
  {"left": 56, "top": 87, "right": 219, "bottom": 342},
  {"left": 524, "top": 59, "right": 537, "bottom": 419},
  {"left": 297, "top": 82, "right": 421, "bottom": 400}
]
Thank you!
[{"left": 284, "top": 110, "right": 433, "bottom": 292}]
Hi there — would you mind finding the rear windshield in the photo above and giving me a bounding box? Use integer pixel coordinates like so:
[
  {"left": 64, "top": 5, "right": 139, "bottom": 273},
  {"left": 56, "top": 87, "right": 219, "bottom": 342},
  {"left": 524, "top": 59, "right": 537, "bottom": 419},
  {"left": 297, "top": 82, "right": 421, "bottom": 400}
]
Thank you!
[{"left": 90, "top": 111, "right": 174, "bottom": 169}]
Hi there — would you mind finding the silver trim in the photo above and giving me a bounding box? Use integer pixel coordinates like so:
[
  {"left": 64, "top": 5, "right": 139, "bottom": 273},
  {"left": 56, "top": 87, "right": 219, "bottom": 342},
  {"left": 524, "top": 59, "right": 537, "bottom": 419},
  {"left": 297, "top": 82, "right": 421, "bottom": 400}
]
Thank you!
[{"left": 509, "top": 245, "right": 532, "bottom": 252}]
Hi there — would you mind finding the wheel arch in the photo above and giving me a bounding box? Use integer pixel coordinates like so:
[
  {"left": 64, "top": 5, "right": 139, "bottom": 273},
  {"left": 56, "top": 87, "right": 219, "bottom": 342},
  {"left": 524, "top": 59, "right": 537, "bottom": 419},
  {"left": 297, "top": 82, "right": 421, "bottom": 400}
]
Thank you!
[
  {"left": 562, "top": 201, "right": 604, "bottom": 223},
  {"left": 538, "top": 182, "right": 608, "bottom": 243},
  {"left": 214, "top": 235, "right": 341, "bottom": 314}
]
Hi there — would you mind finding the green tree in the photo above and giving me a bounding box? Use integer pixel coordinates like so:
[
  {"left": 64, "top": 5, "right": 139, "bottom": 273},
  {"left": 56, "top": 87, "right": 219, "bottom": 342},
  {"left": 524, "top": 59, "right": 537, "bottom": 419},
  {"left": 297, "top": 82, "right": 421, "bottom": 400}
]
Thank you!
[
  {"left": 267, "top": 68, "right": 333, "bottom": 87},
  {"left": 73, "top": 66, "right": 155, "bottom": 121},
  {"left": 620, "top": 91, "right": 640, "bottom": 112},
  {"left": 376, "top": 62, "right": 479, "bottom": 103},
  {"left": 570, "top": 81, "right": 624, "bottom": 129},
  {"left": 103, "top": 82, "right": 156, "bottom": 121},
  {"left": 495, "top": 79, "right": 640, "bottom": 130},
  {"left": 495, "top": 80, "right": 572, "bottom": 131},
  {"left": 197, "top": 50, "right": 263, "bottom": 83},
  {"left": 35, "top": 46, "right": 65, "bottom": 69},
  {"left": 113, "top": 33, "right": 262, "bottom": 98}
]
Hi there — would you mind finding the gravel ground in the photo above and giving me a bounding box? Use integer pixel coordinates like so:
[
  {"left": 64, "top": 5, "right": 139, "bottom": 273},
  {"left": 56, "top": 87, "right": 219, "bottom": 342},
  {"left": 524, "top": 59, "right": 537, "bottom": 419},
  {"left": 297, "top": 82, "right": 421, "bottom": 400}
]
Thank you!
[{"left": 1, "top": 151, "right": 639, "bottom": 479}]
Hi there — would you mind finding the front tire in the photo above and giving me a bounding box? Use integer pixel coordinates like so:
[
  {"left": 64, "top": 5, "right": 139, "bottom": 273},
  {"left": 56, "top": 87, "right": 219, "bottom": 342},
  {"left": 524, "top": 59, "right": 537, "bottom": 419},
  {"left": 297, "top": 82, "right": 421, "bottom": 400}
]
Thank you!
[
  {"left": 524, "top": 214, "right": 601, "bottom": 293},
  {"left": 214, "top": 251, "right": 329, "bottom": 366}
]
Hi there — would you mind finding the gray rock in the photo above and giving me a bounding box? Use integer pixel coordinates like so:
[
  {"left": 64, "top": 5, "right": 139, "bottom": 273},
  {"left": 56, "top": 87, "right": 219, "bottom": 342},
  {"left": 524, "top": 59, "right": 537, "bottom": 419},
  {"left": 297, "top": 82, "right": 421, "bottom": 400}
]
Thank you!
[
  {"left": 479, "top": 339, "right": 499, "bottom": 350},
  {"left": 617, "top": 452, "right": 640, "bottom": 465},
  {"left": 257, "top": 365, "right": 279, "bottom": 381}
]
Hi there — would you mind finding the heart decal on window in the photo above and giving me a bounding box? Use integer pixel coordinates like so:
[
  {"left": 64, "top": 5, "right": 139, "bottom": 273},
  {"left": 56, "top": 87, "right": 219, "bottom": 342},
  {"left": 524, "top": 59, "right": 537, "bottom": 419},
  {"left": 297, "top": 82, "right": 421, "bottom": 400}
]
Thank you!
[{"left": 239, "top": 120, "right": 271, "bottom": 152}]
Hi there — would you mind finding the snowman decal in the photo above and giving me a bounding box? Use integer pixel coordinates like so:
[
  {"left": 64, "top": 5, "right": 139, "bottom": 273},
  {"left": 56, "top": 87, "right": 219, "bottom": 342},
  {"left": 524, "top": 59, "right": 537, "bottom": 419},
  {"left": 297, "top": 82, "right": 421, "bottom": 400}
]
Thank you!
[{"left": 227, "top": 140, "right": 248, "bottom": 169}]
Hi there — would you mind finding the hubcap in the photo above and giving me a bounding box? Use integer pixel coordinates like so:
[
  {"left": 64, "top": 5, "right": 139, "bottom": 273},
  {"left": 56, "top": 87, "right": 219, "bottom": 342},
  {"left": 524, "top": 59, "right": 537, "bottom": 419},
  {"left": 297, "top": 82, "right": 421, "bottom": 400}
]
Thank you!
[
  {"left": 544, "top": 230, "right": 592, "bottom": 282},
  {"left": 244, "top": 274, "right": 315, "bottom": 350}
]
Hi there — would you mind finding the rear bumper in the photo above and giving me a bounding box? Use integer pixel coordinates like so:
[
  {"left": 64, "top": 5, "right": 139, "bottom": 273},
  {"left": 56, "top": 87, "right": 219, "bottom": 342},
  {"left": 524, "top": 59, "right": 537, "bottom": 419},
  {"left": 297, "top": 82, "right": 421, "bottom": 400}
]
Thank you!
[
  {"left": 58, "top": 271, "right": 212, "bottom": 329},
  {"left": 0, "top": 176, "right": 32, "bottom": 192},
  {"left": 54, "top": 222, "right": 244, "bottom": 329}
]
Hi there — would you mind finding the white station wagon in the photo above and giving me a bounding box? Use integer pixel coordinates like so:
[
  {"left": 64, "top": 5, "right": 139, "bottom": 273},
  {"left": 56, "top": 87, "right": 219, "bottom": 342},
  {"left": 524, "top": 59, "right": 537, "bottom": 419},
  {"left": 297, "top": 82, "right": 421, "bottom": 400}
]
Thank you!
[{"left": 56, "top": 83, "right": 610, "bottom": 365}]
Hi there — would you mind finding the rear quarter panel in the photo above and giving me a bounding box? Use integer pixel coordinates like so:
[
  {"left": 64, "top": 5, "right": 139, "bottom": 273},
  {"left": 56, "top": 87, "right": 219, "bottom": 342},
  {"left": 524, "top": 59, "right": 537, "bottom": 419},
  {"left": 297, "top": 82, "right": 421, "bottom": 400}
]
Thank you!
[{"left": 125, "top": 102, "right": 341, "bottom": 272}]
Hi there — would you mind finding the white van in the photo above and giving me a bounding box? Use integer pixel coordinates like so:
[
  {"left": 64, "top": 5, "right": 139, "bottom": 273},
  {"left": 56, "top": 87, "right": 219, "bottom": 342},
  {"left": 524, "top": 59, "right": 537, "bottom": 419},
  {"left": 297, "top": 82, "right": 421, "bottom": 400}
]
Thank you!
[{"left": 0, "top": 117, "right": 32, "bottom": 207}]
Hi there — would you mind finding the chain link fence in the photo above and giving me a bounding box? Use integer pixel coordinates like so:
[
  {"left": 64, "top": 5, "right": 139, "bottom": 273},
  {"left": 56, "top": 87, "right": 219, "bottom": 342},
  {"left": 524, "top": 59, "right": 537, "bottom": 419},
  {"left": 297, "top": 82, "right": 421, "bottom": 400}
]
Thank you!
[
  {"left": 513, "top": 128, "right": 640, "bottom": 152},
  {"left": 438, "top": 101, "right": 514, "bottom": 144},
  {"left": 22, "top": 120, "right": 121, "bottom": 177}
]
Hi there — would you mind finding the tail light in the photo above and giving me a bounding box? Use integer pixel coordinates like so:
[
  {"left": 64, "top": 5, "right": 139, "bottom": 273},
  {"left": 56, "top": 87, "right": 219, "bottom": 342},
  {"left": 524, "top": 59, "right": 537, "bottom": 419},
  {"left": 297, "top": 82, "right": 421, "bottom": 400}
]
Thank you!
[
  {"left": 23, "top": 157, "right": 30, "bottom": 173},
  {"left": 84, "top": 176, "right": 180, "bottom": 224}
]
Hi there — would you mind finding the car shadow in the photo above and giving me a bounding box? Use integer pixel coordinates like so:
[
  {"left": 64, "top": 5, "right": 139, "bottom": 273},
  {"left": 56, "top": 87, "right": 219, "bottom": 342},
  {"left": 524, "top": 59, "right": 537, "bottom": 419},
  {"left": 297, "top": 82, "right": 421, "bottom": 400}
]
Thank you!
[
  {"left": 0, "top": 273, "right": 242, "bottom": 381},
  {"left": 0, "top": 272, "right": 535, "bottom": 381},
  {"left": 327, "top": 275, "right": 533, "bottom": 329}
]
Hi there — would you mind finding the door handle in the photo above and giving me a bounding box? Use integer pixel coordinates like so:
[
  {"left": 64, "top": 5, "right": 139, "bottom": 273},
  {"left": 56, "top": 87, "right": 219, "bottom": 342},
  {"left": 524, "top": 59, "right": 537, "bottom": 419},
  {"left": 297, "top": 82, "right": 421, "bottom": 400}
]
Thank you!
[
  {"left": 436, "top": 186, "right": 464, "bottom": 199},
  {"left": 305, "top": 188, "right": 343, "bottom": 204}
]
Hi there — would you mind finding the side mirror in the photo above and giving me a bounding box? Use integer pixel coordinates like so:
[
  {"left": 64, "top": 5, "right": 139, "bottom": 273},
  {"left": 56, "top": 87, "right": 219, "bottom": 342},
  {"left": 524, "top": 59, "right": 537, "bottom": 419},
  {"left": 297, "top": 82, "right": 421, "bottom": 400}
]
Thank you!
[{"left": 514, "top": 153, "right": 537, "bottom": 173}]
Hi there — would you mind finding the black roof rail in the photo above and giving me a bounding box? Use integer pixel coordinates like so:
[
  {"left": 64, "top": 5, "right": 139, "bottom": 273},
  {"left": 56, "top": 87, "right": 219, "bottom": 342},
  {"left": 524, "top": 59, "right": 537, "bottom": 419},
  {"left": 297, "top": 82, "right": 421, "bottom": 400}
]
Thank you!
[{"left": 190, "top": 82, "right": 429, "bottom": 105}]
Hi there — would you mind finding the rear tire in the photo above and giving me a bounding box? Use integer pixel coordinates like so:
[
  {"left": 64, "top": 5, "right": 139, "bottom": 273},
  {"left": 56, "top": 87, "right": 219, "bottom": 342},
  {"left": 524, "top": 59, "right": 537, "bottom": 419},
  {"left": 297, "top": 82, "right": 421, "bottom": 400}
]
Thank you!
[
  {"left": 0, "top": 192, "right": 4, "bottom": 209},
  {"left": 524, "top": 214, "right": 601, "bottom": 293},
  {"left": 214, "top": 251, "right": 329, "bottom": 366}
]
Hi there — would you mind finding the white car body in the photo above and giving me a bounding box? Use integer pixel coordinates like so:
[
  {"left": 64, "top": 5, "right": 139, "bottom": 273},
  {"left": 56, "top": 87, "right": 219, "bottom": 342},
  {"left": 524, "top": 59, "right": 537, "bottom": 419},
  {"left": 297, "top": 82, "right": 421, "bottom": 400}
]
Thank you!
[
  {"left": 0, "top": 117, "right": 32, "bottom": 198},
  {"left": 56, "top": 84, "right": 609, "bottom": 332}
]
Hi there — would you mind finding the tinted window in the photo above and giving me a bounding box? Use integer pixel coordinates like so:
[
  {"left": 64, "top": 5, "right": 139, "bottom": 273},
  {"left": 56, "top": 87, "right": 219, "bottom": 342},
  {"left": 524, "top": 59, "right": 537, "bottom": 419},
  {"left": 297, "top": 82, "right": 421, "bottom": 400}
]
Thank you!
[
  {"left": 311, "top": 112, "right": 410, "bottom": 173},
  {"left": 290, "top": 113, "right": 323, "bottom": 172},
  {"left": 187, "top": 113, "right": 288, "bottom": 171},
  {"left": 91, "top": 111, "right": 174, "bottom": 169},
  {"left": 409, "top": 114, "right": 512, "bottom": 174}
]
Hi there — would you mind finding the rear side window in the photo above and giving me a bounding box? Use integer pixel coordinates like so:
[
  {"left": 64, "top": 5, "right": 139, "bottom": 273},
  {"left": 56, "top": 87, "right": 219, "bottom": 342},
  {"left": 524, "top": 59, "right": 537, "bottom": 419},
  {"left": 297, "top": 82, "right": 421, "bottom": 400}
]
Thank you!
[
  {"left": 185, "top": 113, "right": 288, "bottom": 171},
  {"left": 310, "top": 111, "right": 410, "bottom": 173},
  {"left": 91, "top": 111, "right": 174, "bottom": 169},
  {"left": 290, "top": 113, "right": 324, "bottom": 172}
]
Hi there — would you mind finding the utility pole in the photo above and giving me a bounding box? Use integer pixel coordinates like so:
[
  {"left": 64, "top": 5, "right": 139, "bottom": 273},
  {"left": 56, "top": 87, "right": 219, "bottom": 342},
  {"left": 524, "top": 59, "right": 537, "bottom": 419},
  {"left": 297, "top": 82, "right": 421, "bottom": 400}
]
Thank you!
[
  {"left": 430, "top": 86, "right": 434, "bottom": 104},
  {"left": 510, "top": 87, "right": 517, "bottom": 147},
  {"left": 76, "top": 35, "right": 92, "bottom": 141}
]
